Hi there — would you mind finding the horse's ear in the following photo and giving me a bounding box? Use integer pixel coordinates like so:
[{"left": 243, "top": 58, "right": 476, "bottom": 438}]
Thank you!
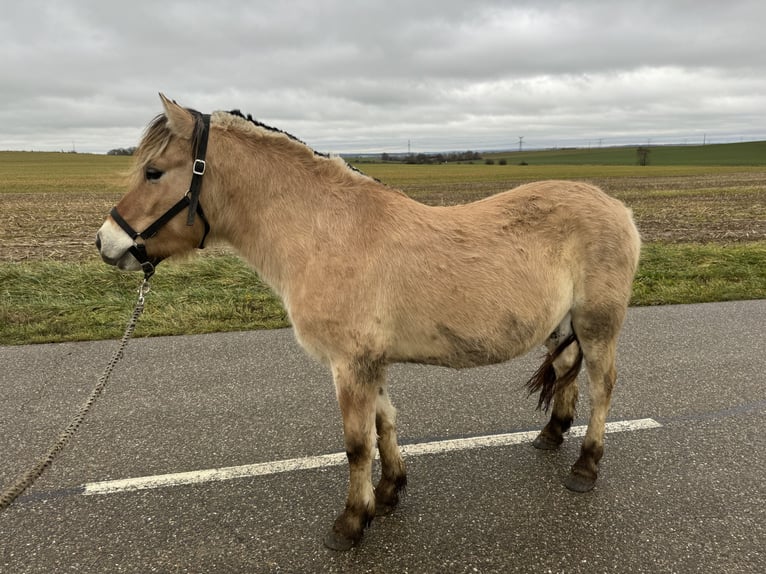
[{"left": 159, "top": 93, "right": 195, "bottom": 140}]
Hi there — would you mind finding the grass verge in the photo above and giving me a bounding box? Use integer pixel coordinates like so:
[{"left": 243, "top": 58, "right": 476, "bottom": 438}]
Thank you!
[
  {"left": 0, "top": 256, "right": 288, "bottom": 345},
  {"left": 2, "top": 243, "right": 765, "bottom": 346},
  {"left": 632, "top": 242, "right": 766, "bottom": 305}
]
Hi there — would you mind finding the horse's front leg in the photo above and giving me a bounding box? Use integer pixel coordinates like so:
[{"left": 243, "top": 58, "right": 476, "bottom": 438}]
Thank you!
[{"left": 324, "top": 360, "right": 380, "bottom": 551}]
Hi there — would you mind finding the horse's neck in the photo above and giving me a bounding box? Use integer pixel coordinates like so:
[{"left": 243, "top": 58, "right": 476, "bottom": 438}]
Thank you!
[{"left": 212, "top": 146, "right": 388, "bottom": 297}]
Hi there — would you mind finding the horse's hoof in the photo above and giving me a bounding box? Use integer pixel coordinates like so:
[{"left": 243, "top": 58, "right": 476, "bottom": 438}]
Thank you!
[
  {"left": 532, "top": 432, "right": 562, "bottom": 450},
  {"left": 564, "top": 471, "right": 596, "bottom": 493},
  {"left": 375, "top": 502, "right": 397, "bottom": 517},
  {"left": 323, "top": 529, "right": 357, "bottom": 552},
  {"left": 374, "top": 474, "right": 406, "bottom": 516}
]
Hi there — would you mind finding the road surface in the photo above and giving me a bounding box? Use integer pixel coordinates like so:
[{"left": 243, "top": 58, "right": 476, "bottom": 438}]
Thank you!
[{"left": 1, "top": 300, "right": 764, "bottom": 573}]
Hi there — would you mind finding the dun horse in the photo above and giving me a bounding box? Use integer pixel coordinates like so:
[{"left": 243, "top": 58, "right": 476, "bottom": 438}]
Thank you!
[{"left": 97, "top": 95, "right": 641, "bottom": 550}]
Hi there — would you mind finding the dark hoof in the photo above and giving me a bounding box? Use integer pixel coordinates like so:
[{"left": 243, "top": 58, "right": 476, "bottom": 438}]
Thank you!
[
  {"left": 323, "top": 529, "right": 358, "bottom": 551},
  {"left": 374, "top": 475, "right": 407, "bottom": 516},
  {"left": 375, "top": 502, "right": 397, "bottom": 517},
  {"left": 323, "top": 508, "right": 371, "bottom": 551},
  {"left": 564, "top": 471, "right": 596, "bottom": 493},
  {"left": 532, "top": 432, "right": 562, "bottom": 450},
  {"left": 374, "top": 489, "right": 401, "bottom": 516}
]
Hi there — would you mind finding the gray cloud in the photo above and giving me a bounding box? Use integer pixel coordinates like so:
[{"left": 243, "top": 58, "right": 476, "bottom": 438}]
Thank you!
[{"left": 2, "top": 0, "right": 765, "bottom": 153}]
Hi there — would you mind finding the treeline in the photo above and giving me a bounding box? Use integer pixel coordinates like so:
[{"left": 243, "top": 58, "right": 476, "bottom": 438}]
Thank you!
[
  {"left": 107, "top": 147, "right": 137, "bottom": 156},
  {"left": 381, "top": 151, "right": 482, "bottom": 164}
]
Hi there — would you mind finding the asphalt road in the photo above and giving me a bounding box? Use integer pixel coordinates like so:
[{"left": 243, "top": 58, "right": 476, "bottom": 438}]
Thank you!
[{"left": 1, "top": 300, "right": 765, "bottom": 573}]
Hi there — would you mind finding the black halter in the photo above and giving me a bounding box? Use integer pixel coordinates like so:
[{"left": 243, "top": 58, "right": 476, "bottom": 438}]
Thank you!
[{"left": 110, "top": 112, "right": 212, "bottom": 279}]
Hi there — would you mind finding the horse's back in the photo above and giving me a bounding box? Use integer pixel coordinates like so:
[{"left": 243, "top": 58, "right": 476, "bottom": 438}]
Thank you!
[
  {"left": 480, "top": 180, "right": 636, "bottom": 235},
  {"left": 293, "top": 179, "right": 640, "bottom": 368},
  {"left": 367, "top": 181, "right": 637, "bottom": 367},
  {"left": 484, "top": 180, "right": 641, "bottom": 283}
]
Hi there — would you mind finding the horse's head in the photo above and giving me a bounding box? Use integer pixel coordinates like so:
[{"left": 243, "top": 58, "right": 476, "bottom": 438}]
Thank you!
[{"left": 96, "top": 94, "right": 211, "bottom": 274}]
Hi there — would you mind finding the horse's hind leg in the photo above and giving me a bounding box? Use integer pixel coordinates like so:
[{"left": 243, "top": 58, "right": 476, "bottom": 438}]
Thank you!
[
  {"left": 532, "top": 342, "right": 581, "bottom": 450},
  {"left": 532, "top": 317, "right": 583, "bottom": 450},
  {"left": 324, "top": 359, "right": 380, "bottom": 551},
  {"left": 374, "top": 384, "right": 407, "bottom": 515},
  {"left": 566, "top": 311, "right": 622, "bottom": 492}
]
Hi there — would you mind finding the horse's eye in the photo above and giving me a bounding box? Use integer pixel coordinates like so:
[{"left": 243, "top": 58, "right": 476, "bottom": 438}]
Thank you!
[{"left": 145, "top": 167, "right": 164, "bottom": 181}]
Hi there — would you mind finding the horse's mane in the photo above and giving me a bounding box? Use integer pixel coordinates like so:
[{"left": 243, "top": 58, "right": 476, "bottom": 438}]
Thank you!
[
  {"left": 216, "top": 109, "right": 374, "bottom": 180},
  {"left": 225, "top": 109, "right": 330, "bottom": 159},
  {"left": 132, "top": 106, "right": 374, "bottom": 183}
]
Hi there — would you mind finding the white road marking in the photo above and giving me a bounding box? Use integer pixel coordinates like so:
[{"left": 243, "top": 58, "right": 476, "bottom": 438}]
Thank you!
[{"left": 82, "top": 418, "right": 662, "bottom": 496}]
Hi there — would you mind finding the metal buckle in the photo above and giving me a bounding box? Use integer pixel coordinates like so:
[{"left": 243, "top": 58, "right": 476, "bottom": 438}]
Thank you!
[{"left": 193, "top": 159, "right": 206, "bottom": 175}]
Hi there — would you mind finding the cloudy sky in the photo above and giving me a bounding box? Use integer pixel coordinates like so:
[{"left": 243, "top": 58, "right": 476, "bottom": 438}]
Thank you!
[{"left": 2, "top": 0, "right": 765, "bottom": 154}]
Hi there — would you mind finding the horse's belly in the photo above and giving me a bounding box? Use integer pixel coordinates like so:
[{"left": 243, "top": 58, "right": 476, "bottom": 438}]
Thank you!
[{"left": 388, "top": 316, "right": 546, "bottom": 369}]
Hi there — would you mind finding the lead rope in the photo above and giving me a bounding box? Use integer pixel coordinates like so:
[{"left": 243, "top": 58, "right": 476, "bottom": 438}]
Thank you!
[{"left": 0, "top": 277, "right": 151, "bottom": 512}]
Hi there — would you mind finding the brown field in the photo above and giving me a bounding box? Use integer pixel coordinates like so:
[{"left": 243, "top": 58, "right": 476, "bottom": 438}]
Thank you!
[
  {"left": 1, "top": 158, "right": 765, "bottom": 263},
  {"left": 389, "top": 171, "right": 766, "bottom": 245},
  {"left": 1, "top": 155, "right": 764, "bottom": 345},
  {"left": 1, "top": 191, "right": 121, "bottom": 261}
]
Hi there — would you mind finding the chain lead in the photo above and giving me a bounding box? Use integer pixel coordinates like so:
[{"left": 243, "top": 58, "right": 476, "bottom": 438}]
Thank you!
[
  {"left": 138, "top": 278, "right": 151, "bottom": 305},
  {"left": 0, "top": 277, "right": 149, "bottom": 513}
]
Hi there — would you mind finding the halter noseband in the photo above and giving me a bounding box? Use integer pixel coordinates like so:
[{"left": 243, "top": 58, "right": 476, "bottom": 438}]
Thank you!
[{"left": 110, "top": 112, "right": 211, "bottom": 279}]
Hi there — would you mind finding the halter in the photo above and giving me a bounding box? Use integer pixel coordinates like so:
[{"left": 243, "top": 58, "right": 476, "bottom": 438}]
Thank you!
[{"left": 110, "top": 112, "right": 212, "bottom": 279}]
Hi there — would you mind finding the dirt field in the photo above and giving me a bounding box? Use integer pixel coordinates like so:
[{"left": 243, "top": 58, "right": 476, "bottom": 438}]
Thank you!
[
  {"left": 1, "top": 191, "right": 119, "bottom": 262},
  {"left": 1, "top": 170, "right": 764, "bottom": 262},
  {"left": 598, "top": 172, "right": 766, "bottom": 244}
]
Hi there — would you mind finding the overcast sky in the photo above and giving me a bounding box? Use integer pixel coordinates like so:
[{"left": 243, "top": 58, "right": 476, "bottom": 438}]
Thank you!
[{"left": 2, "top": 0, "right": 765, "bottom": 154}]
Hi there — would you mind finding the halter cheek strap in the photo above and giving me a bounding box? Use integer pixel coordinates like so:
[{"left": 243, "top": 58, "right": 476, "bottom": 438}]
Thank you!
[
  {"left": 186, "top": 113, "right": 210, "bottom": 227},
  {"left": 109, "top": 113, "right": 211, "bottom": 279}
]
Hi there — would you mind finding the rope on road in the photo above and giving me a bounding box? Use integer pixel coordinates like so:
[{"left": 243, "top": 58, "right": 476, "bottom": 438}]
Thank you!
[{"left": 0, "top": 279, "right": 150, "bottom": 512}]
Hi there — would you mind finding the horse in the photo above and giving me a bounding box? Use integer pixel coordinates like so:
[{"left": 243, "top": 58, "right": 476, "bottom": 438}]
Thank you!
[{"left": 96, "top": 94, "right": 641, "bottom": 551}]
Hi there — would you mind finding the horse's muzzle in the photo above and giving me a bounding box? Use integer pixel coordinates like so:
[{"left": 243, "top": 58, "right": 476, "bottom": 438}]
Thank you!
[{"left": 95, "top": 224, "right": 143, "bottom": 271}]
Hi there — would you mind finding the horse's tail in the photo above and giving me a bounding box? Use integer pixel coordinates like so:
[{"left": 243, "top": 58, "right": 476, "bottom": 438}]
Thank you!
[{"left": 525, "top": 333, "right": 583, "bottom": 412}]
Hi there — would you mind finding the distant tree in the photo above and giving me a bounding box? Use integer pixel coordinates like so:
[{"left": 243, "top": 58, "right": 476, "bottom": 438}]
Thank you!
[
  {"left": 397, "top": 150, "right": 483, "bottom": 164},
  {"left": 485, "top": 159, "right": 495, "bottom": 165},
  {"left": 636, "top": 146, "right": 650, "bottom": 166}
]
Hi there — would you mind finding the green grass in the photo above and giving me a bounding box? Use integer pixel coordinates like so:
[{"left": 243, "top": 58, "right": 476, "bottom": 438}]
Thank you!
[
  {"left": 633, "top": 243, "right": 766, "bottom": 305},
  {"left": 2, "top": 243, "right": 765, "bottom": 345},
  {"left": 351, "top": 140, "right": 766, "bottom": 167},
  {"left": 352, "top": 141, "right": 766, "bottom": 171},
  {"left": 0, "top": 256, "right": 288, "bottom": 345},
  {"left": 355, "top": 162, "right": 765, "bottom": 188},
  {"left": 476, "top": 140, "right": 766, "bottom": 166}
]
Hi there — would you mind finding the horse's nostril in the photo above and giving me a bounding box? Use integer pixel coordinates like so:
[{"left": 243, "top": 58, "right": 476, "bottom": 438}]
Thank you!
[{"left": 95, "top": 234, "right": 102, "bottom": 250}]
